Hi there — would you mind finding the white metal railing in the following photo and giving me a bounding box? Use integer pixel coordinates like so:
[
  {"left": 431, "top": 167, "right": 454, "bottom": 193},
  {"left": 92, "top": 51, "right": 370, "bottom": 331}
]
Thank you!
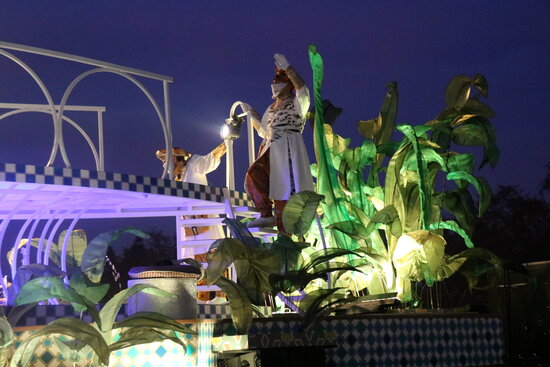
[
  {"left": 224, "top": 101, "right": 256, "bottom": 190},
  {"left": 0, "top": 41, "right": 175, "bottom": 179},
  {"left": 0, "top": 103, "right": 107, "bottom": 171}
]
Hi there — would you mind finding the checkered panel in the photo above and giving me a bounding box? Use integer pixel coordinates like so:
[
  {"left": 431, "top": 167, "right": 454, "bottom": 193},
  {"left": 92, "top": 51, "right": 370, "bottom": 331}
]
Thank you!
[
  {"left": 0, "top": 163, "right": 248, "bottom": 204},
  {"left": 197, "top": 304, "right": 271, "bottom": 320},
  {"left": 9, "top": 305, "right": 125, "bottom": 327},
  {"left": 241, "top": 316, "right": 505, "bottom": 367},
  {"left": 13, "top": 325, "right": 199, "bottom": 367},
  {"left": 198, "top": 304, "right": 232, "bottom": 320},
  {"left": 11, "top": 304, "right": 270, "bottom": 327},
  {"left": 226, "top": 188, "right": 253, "bottom": 207}
]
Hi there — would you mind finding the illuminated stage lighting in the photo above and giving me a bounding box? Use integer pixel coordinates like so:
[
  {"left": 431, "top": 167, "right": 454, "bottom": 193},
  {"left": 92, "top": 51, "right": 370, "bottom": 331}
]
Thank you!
[{"left": 220, "top": 114, "right": 243, "bottom": 140}]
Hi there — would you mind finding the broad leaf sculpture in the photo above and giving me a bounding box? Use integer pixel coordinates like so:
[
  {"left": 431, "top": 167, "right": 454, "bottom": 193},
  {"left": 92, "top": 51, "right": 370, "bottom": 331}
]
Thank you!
[
  {"left": 11, "top": 228, "right": 195, "bottom": 367},
  {"left": 308, "top": 45, "right": 501, "bottom": 303}
]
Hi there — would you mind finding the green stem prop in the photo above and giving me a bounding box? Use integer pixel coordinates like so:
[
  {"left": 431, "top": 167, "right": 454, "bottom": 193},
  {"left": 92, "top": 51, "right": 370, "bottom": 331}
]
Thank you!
[{"left": 308, "top": 45, "right": 355, "bottom": 252}]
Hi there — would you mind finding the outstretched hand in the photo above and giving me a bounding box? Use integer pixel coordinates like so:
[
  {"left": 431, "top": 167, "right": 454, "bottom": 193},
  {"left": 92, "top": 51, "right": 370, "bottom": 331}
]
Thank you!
[
  {"left": 241, "top": 102, "right": 253, "bottom": 113},
  {"left": 274, "top": 53, "right": 290, "bottom": 70},
  {"left": 212, "top": 142, "right": 227, "bottom": 159},
  {"left": 241, "top": 102, "right": 261, "bottom": 122}
]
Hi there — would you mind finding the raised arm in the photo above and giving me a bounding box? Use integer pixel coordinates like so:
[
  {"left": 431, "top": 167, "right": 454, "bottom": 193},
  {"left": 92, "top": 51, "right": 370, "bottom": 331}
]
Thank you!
[
  {"left": 211, "top": 141, "right": 227, "bottom": 159},
  {"left": 274, "top": 54, "right": 305, "bottom": 90}
]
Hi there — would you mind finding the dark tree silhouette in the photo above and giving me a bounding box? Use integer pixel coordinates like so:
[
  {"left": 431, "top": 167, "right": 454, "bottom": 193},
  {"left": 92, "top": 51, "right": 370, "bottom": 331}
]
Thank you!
[
  {"left": 105, "top": 230, "right": 177, "bottom": 297},
  {"left": 471, "top": 185, "right": 550, "bottom": 264},
  {"left": 444, "top": 166, "right": 550, "bottom": 364}
]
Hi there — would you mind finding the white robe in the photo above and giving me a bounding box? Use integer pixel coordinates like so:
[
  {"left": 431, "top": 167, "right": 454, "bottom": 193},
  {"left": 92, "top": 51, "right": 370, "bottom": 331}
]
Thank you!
[
  {"left": 182, "top": 152, "right": 221, "bottom": 185},
  {"left": 181, "top": 151, "right": 224, "bottom": 242},
  {"left": 256, "top": 86, "right": 314, "bottom": 200}
]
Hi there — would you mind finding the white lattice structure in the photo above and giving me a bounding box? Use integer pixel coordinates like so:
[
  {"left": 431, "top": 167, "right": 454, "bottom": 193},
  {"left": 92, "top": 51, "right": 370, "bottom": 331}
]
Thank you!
[
  {"left": 0, "top": 41, "right": 275, "bottom": 303},
  {"left": 0, "top": 41, "right": 175, "bottom": 178}
]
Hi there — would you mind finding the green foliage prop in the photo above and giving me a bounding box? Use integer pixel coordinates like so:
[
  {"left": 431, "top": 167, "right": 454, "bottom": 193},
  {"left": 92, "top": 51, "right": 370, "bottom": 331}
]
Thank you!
[
  {"left": 192, "top": 200, "right": 362, "bottom": 334},
  {"left": 10, "top": 229, "right": 193, "bottom": 367},
  {"left": 307, "top": 45, "right": 501, "bottom": 303}
]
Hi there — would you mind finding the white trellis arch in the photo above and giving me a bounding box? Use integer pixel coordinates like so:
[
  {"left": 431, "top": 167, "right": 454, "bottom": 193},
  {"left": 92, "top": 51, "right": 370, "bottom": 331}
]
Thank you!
[
  {"left": 0, "top": 41, "right": 175, "bottom": 179},
  {"left": 0, "top": 103, "right": 107, "bottom": 171}
]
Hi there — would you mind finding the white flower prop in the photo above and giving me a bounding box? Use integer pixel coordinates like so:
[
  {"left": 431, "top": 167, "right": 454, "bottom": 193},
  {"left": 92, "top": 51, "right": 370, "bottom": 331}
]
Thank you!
[{"left": 392, "top": 230, "right": 446, "bottom": 301}]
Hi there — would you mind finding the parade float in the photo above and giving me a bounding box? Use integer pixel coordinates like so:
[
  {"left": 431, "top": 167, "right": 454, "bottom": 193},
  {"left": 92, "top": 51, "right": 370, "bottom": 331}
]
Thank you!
[{"left": 0, "top": 41, "right": 505, "bottom": 366}]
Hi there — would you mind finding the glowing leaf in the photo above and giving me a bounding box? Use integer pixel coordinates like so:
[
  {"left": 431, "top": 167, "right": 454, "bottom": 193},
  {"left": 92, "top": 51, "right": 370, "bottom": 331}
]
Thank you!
[
  {"left": 99, "top": 284, "right": 174, "bottom": 333},
  {"left": 358, "top": 118, "right": 379, "bottom": 140},
  {"left": 365, "top": 205, "right": 402, "bottom": 238},
  {"left": 69, "top": 269, "right": 109, "bottom": 305},
  {"left": 222, "top": 218, "right": 259, "bottom": 248},
  {"left": 82, "top": 227, "right": 148, "bottom": 283},
  {"left": 283, "top": 191, "right": 324, "bottom": 236},
  {"left": 393, "top": 230, "right": 446, "bottom": 287},
  {"left": 58, "top": 229, "right": 87, "bottom": 268},
  {"left": 446, "top": 171, "right": 492, "bottom": 216},
  {"left": 428, "top": 220, "right": 474, "bottom": 248},
  {"left": 451, "top": 114, "right": 479, "bottom": 127},
  {"left": 462, "top": 98, "right": 494, "bottom": 118},
  {"left": 440, "top": 190, "right": 477, "bottom": 236},
  {"left": 435, "top": 255, "right": 467, "bottom": 281},
  {"left": 14, "top": 318, "right": 110, "bottom": 366},
  {"left": 397, "top": 125, "right": 431, "bottom": 229},
  {"left": 114, "top": 312, "right": 195, "bottom": 335},
  {"left": 452, "top": 122, "right": 488, "bottom": 146},
  {"left": 472, "top": 74, "right": 489, "bottom": 97},
  {"left": 445, "top": 75, "right": 472, "bottom": 110}
]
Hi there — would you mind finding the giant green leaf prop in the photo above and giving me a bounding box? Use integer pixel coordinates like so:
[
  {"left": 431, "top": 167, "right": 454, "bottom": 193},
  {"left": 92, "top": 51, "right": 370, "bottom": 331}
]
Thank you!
[
  {"left": 81, "top": 227, "right": 148, "bottom": 283},
  {"left": 12, "top": 318, "right": 110, "bottom": 366},
  {"left": 309, "top": 45, "right": 355, "bottom": 252},
  {"left": 392, "top": 230, "right": 447, "bottom": 300},
  {"left": 214, "top": 277, "right": 253, "bottom": 335},
  {"left": 282, "top": 190, "right": 324, "bottom": 236}
]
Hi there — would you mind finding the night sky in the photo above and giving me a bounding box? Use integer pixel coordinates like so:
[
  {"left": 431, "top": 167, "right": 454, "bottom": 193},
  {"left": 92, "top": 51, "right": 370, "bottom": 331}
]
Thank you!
[{"left": 0, "top": 1, "right": 549, "bottom": 242}]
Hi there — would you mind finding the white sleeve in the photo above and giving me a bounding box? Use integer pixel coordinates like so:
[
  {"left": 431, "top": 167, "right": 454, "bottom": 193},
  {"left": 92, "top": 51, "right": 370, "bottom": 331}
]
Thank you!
[
  {"left": 294, "top": 85, "right": 310, "bottom": 117},
  {"left": 189, "top": 153, "right": 221, "bottom": 175},
  {"left": 257, "top": 109, "right": 269, "bottom": 139}
]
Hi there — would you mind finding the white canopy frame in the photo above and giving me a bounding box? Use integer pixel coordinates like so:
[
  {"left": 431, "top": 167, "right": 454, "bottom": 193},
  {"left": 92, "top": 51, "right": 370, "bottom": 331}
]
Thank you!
[
  {"left": 0, "top": 104, "right": 106, "bottom": 171},
  {"left": 0, "top": 41, "right": 175, "bottom": 179}
]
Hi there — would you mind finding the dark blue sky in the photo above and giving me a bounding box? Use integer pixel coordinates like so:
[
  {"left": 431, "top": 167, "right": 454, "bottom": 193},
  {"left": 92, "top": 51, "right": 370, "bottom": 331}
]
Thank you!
[{"left": 0, "top": 1, "right": 548, "bottom": 198}]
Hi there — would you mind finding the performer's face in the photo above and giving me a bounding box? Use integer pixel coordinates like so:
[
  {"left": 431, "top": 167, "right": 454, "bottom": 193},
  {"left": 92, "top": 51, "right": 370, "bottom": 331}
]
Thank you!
[
  {"left": 271, "top": 73, "right": 292, "bottom": 98},
  {"left": 272, "top": 71, "right": 290, "bottom": 85}
]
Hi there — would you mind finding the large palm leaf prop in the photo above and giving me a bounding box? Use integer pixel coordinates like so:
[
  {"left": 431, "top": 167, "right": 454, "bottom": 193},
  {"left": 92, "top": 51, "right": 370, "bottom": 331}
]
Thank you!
[{"left": 308, "top": 46, "right": 500, "bottom": 302}]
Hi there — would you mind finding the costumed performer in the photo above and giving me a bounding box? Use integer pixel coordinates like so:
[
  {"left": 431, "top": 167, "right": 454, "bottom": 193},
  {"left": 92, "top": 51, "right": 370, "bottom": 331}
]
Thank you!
[
  {"left": 243, "top": 53, "right": 314, "bottom": 232},
  {"left": 155, "top": 142, "right": 227, "bottom": 242}
]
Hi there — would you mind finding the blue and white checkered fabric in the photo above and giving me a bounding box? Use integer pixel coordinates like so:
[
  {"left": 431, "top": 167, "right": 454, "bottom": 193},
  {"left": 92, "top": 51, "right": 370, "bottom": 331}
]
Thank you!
[{"left": 0, "top": 163, "right": 252, "bottom": 206}]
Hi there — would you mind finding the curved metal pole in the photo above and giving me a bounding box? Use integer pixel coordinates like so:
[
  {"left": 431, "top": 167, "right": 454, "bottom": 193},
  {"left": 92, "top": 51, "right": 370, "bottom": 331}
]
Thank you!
[
  {"left": 58, "top": 68, "right": 171, "bottom": 174},
  {"left": 23, "top": 218, "right": 41, "bottom": 266},
  {"left": 42, "top": 212, "right": 68, "bottom": 266},
  {"left": 59, "top": 199, "right": 97, "bottom": 274},
  {"left": 226, "top": 101, "right": 253, "bottom": 189},
  {"left": 97, "top": 111, "right": 105, "bottom": 171},
  {"left": 36, "top": 206, "right": 66, "bottom": 264},
  {"left": 19, "top": 194, "right": 87, "bottom": 279},
  {"left": 0, "top": 41, "right": 173, "bottom": 82},
  {"left": 163, "top": 80, "right": 173, "bottom": 179},
  {"left": 0, "top": 50, "right": 66, "bottom": 168},
  {"left": 0, "top": 184, "right": 44, "bottom": 301},
  {"left": 0, "top": 109, "right": 101, "bottom": 169},
  {"left": 225, "top": 139, "right": 235, "bottom": 190},
  {"left": 35, "top": 216, "right": 54, "bottom": 264},
  {"left": 24, "top": 189, "right": 69, "bottom": 266},
  {"left": 41, "top": 210, "right": 66, "bottom": 306},
  {"left": 10, "top": 214, "right": 40, "bottom": 279}
]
